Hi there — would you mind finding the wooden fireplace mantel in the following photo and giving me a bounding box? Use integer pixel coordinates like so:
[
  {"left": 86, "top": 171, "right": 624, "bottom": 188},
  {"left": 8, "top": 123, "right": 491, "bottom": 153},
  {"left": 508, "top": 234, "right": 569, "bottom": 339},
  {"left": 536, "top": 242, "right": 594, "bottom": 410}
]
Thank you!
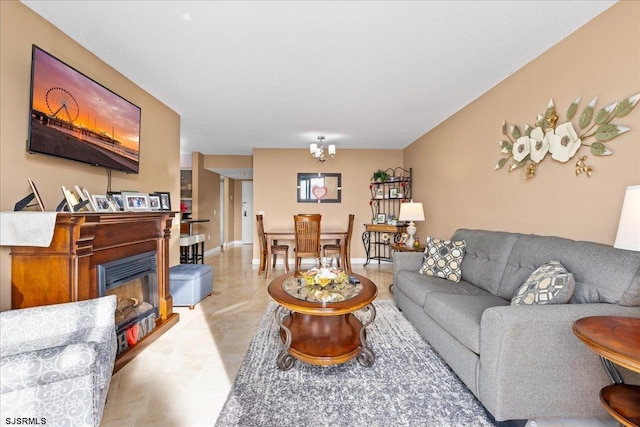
[{"left": 10, "top": 211, "right": 180, "bottom": 373}]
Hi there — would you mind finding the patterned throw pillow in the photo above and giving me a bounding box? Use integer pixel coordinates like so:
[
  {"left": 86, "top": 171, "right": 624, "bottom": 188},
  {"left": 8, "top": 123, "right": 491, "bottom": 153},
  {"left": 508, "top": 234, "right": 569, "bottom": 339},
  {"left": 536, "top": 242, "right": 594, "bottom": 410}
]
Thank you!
[
  {"left": 511, "top": 260, "right": 575, "bottom": 306},
  {"left": 418, "top": 237, "right": 466, "bottom": 282}
]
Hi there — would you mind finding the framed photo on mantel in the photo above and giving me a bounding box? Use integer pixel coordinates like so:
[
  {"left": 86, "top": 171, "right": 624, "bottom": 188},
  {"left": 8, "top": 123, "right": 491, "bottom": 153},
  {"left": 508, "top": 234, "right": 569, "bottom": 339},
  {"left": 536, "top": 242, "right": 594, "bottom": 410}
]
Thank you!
[
  {"left": 153, "top": 191, "right": 172, "bottom": 211},
  {"left": 92, "top": 194, "right": 113, "bottom": 212},
  {"left": 122, "top": 192, "right": 150, "bottom": 211},
  {"left": 28, "top": 178, "right": 45, "bottom": 211}
]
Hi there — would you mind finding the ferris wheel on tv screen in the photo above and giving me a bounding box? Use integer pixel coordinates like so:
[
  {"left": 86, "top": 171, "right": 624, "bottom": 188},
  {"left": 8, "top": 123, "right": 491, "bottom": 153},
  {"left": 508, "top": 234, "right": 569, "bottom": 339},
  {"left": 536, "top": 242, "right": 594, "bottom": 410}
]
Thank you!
[{"left": 45, "top": 86, "right": 79, "bottom": 123}]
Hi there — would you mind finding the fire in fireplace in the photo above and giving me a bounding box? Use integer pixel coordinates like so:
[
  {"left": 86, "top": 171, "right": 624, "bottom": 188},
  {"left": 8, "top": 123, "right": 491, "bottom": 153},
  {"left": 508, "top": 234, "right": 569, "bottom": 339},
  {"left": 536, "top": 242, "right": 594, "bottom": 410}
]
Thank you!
[{"left": 98, "top": 250, "right": 159, "bottom": 355}]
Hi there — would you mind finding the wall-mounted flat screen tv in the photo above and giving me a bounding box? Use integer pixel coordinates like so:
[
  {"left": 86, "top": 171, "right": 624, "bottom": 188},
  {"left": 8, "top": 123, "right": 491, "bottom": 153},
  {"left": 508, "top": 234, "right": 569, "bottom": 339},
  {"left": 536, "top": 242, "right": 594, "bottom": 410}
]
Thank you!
[{"left": 28, "top": 45, "right": 141, "bottom": 174}]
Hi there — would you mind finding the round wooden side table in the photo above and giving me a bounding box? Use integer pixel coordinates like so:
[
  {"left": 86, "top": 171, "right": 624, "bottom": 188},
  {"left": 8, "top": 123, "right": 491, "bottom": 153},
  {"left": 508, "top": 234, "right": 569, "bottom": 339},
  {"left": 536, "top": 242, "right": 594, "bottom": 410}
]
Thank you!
[
  {"left": 572, "top": 316, "right": 640, "bottom": 427},
  {"left": 390, "top": 243, "right": 426, "bottom": 252}
]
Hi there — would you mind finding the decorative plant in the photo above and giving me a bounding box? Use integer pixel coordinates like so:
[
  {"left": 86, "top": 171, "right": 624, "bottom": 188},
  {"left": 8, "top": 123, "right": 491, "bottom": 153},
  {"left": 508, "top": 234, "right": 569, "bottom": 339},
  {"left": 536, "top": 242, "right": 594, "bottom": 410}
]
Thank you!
[
  {"left": 372, "top": 170, "right": 389, "bottom": 182},
  {"left": 495, "top": 94, "right": 639, "bottom": 179}
]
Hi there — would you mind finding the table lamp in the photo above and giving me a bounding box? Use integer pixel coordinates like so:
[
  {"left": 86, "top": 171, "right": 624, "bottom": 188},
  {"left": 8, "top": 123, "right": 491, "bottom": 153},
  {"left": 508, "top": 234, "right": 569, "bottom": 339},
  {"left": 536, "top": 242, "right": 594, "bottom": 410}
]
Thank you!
[
  {"left": 614, "top": 184, "right": 640, "bottom": 251},
  {"left": 398, "top": 200, "right": 425, "bottom": 247}
]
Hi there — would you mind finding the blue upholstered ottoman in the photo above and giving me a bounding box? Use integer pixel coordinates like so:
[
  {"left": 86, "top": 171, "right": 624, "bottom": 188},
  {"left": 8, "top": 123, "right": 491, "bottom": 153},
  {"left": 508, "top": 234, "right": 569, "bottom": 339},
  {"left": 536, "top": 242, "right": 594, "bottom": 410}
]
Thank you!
[{"left": 169, "top": 264, "right": 213, "bottom": 309}]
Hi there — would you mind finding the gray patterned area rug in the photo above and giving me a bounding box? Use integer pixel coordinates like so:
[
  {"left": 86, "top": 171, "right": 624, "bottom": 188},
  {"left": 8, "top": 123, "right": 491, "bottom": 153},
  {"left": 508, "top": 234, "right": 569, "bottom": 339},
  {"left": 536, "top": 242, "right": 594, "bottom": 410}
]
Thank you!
[{"left": 215, "top": 300, "right": 494, "bottom": 427}]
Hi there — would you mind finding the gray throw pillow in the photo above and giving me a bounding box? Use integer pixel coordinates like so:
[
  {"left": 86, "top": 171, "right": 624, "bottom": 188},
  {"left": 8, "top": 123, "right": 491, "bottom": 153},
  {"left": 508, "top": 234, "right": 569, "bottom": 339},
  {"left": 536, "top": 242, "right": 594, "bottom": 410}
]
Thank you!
[
  {"left": 511, "top": 260, "right": 575, "bottom": 306},
  {"left": 419, "top": 237, "right": 466, "bottom": 282}
]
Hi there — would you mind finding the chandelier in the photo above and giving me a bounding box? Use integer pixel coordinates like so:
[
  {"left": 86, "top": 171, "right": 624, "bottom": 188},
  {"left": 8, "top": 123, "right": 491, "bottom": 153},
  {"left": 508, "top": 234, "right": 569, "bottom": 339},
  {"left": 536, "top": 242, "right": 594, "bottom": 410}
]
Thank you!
[{"left": 309, "top": 136, "right": 336, "bottom": 163}]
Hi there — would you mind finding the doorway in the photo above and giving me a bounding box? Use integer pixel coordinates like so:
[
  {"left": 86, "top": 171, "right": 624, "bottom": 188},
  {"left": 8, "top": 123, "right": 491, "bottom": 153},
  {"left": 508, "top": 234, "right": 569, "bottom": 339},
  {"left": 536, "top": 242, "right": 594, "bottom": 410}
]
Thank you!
[
  {"left": 242, "top": 181, "right": 253, "bottom": 244},
  {"left": 220, "top": 178, "right": 225, "bottom": 246}
]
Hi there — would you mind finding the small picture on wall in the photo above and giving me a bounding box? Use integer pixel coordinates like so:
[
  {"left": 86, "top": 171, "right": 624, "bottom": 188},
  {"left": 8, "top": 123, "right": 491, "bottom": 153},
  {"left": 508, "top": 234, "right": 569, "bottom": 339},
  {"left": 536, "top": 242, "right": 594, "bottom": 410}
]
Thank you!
[
  {"left": 389, "top": 188, "right": 398, "bottom": 198},
  {"left": 377, "top": 213, "right": 386, "bottom": 224}
]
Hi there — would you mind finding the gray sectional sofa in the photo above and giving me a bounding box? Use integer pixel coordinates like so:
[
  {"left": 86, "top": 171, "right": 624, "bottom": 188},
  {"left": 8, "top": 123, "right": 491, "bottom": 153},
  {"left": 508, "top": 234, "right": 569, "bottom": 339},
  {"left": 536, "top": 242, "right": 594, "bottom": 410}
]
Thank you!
[{"left": 392, "top": 228, "right": 640, "bottom": 424}]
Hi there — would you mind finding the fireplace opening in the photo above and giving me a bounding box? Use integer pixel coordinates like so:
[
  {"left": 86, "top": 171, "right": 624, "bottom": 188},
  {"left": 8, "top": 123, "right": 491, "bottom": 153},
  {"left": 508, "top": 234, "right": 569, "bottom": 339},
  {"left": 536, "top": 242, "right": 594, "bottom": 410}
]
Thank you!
[{"left": 98, "top": 250, "right": 159, "bottom": 356}]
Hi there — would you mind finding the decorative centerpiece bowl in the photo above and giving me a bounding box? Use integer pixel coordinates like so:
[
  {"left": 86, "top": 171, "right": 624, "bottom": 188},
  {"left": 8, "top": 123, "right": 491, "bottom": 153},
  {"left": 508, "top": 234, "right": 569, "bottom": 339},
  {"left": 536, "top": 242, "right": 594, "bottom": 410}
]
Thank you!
[
  {"left": 284, "top": 268, "right": 361, "bottom": 304},
  {"left": 302, "top": 267, "right": 348, "bottom": 288}
]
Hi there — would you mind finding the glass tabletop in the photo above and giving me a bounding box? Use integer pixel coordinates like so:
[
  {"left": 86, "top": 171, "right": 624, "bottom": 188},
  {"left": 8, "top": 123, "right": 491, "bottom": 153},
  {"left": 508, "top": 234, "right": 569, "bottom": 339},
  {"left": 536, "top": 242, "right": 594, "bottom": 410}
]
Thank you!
[{"left": 282, "top": 269, "right": 363, "bottom": 303}]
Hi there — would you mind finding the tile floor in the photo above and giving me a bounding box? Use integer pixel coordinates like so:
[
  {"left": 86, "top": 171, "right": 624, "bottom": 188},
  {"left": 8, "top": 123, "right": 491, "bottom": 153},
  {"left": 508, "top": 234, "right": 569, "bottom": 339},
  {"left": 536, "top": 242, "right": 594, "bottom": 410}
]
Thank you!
[{"left": 100, "top": 245, "right": 616, "bottom": 427}]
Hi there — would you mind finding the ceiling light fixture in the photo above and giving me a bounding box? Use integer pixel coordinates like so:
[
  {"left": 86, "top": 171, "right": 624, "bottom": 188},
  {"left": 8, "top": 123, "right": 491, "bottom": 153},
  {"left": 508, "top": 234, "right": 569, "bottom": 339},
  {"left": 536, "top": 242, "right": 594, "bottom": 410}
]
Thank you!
[{"left": 309, "top": 136, "right": 335, "bottom": 163}]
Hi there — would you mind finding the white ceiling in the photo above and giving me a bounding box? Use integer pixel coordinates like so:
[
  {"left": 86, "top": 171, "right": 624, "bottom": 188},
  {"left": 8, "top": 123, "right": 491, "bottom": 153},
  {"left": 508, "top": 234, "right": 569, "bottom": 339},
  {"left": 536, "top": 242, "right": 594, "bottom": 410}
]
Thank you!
[{"left": 22, "top": 1, "right": 615, "bottom": 179}]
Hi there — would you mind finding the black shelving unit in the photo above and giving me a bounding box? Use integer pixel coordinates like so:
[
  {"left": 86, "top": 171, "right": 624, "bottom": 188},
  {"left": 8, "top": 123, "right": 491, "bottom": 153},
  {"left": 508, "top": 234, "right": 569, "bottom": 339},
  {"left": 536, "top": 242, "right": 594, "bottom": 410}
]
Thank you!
[{"left": 363, "top": 167, "right": 412, "bottom": 265}]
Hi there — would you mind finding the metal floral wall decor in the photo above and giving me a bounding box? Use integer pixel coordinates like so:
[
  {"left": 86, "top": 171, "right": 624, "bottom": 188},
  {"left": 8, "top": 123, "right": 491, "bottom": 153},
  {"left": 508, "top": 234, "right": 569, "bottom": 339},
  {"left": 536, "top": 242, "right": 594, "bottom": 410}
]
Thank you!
[{"left": 495, "top": 94, "right": 639, "bottom": 179}]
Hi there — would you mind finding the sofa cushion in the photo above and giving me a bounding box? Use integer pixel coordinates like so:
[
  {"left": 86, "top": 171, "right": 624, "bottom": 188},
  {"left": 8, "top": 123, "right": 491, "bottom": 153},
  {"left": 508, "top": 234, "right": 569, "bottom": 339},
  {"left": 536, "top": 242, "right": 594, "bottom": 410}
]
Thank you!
[
  {"left": 424, "top": 293, "right": 509, "bottom": 354},
  {"left": 500, "top": 234, "right": 640, "bottom": 306},
  {"left": 395, "top": 270, "right": 489, "bottom": 307},
  {"left": 511, "top": 260, "right": 575, "bottom": 306},
  {"left": 419, "top": 237, "right": 466, "bottom": 282},
  {"left": 451, "top": 229, "right": 521, "bottom": 296}
]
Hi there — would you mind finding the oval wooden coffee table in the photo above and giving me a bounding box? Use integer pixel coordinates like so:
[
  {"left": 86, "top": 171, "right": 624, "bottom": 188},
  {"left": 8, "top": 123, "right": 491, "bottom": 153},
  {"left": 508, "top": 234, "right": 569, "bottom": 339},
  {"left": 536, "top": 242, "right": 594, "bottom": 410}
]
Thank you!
[
  {"left": 268, "top": 272, "right": 378, "bottom": 370},
  {"left": 573, "top": 316, "right": 640, "bottom": 427}
]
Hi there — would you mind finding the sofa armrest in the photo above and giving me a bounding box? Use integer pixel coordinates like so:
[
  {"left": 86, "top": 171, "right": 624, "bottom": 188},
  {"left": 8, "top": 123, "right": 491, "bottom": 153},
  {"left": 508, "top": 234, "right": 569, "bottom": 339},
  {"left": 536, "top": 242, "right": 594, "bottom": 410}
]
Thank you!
[
  {"left": 479, "top": 303, "right": 640, "bottom": 421},
  {"left": 1, "top": 342, "right": 98, "bottom": 394},
  {"left": 392, "top": 252, "right": 424, "bottom": 281},
  {"left": 0, "top": 296, "right": 116, "bottom": 356}
]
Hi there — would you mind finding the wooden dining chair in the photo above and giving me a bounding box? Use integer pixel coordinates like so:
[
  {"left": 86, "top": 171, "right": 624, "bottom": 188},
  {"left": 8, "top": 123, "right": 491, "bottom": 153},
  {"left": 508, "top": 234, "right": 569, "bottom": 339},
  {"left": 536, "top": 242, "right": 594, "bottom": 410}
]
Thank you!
[
  {"left": 256, "top": 214, "right": 289, "bottom": 277},
  {"left": 323, "top": 214, "right": 354, "bottom": 272},
  {"left": 293, "top": 214, "right": 322, "bottom": 274}
]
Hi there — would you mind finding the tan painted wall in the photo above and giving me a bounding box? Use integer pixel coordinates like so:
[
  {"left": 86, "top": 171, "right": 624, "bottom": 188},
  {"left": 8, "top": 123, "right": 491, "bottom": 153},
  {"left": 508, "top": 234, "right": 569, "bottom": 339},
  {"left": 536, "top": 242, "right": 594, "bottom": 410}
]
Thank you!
[
  {"left": 253, "top": 148, "right": 404, "bottom": 260},
  {"left": 191, "top": 152, "right": 221, "bottom": 250},
  {"left": 0, "top": 1, "right": 181, "bottom": 310},
  {"left": 405, "top": 1, "right": 640, "bottom": 245},
  {"left": 203, "top": 155, "right": 252, "bottom": 169}
]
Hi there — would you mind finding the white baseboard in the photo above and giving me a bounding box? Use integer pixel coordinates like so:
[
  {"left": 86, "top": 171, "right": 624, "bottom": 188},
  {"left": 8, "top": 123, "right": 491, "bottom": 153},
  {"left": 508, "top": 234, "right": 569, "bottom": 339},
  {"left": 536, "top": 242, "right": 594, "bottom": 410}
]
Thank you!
[
  {"left": 221, "top": 240, "right": 244, "bottom": 249},
  {"left": 204, "top": 246, "right": 221, "bottom": 258}
]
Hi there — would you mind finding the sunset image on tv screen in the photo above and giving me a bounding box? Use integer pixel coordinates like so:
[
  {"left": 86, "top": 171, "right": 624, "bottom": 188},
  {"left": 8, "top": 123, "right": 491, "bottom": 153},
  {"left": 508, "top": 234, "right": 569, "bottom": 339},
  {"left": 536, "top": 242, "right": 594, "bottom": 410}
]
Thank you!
[{"left": 28, "top": 45, "right": 141, "bottom": 174}]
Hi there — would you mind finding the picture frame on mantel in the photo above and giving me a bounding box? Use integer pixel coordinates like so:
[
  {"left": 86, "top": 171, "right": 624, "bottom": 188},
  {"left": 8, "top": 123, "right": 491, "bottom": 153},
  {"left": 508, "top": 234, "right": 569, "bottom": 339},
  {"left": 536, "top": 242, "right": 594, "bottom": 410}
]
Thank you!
[
  {"left": 148, "top": 194, "right": 161, "bottom": 210},
  {"left": 92, "top": 194, "right": 113, "bottom": 212},
  {"left": 123, "top": 192, "right": 150, "bottom": 211},
  {"left": 154, "top": 191, "right": 172, "bottom": 211},
  {"left": 28, "top": 178, "right": 45, "bottom": 211},
  {"left": 108, "top": 192, "right": 125, "bottom": 211}
]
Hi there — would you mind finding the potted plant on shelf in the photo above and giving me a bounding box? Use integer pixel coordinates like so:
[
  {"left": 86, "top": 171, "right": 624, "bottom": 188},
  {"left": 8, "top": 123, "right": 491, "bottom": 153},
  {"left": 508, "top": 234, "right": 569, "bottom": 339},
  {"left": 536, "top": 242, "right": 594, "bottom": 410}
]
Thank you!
[{"left": 372, "top": 170, "right": 389, "bottom": 183}]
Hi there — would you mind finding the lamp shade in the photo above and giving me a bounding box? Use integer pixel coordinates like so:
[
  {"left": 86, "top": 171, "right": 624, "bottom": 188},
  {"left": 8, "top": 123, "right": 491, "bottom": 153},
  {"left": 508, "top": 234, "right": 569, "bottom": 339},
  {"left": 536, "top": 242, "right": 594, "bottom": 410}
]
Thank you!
[
  {"left": 398, "top": 202, "right": 425, "bottom": 222},
  {"left": 614, "top": 185, "right": 640, "bottom": 251}
]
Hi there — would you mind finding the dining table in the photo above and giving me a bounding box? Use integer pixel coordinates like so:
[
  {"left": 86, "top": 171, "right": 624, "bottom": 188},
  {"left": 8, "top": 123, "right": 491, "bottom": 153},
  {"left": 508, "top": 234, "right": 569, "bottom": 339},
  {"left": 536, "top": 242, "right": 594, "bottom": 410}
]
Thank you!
[{"left": 264, "top": 228, "right": 348, "bottom": 280}]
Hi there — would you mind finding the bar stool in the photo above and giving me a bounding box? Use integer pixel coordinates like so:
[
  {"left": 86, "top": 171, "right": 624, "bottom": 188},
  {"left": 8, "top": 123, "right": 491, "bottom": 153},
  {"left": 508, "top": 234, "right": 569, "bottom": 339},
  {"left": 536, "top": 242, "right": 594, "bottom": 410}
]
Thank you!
[
  {"left": 192, "top": 234, "right": 205, "bottom": 264},
  {"left": 180, "top": 235, "right": 197, "bottom": 263}
]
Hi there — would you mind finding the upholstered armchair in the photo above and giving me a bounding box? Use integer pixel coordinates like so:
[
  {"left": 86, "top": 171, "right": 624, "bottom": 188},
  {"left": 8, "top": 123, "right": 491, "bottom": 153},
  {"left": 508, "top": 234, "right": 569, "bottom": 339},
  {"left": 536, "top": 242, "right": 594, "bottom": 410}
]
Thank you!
[{"left": 1, "top": 296, "right": 117, "bottom": 426}]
